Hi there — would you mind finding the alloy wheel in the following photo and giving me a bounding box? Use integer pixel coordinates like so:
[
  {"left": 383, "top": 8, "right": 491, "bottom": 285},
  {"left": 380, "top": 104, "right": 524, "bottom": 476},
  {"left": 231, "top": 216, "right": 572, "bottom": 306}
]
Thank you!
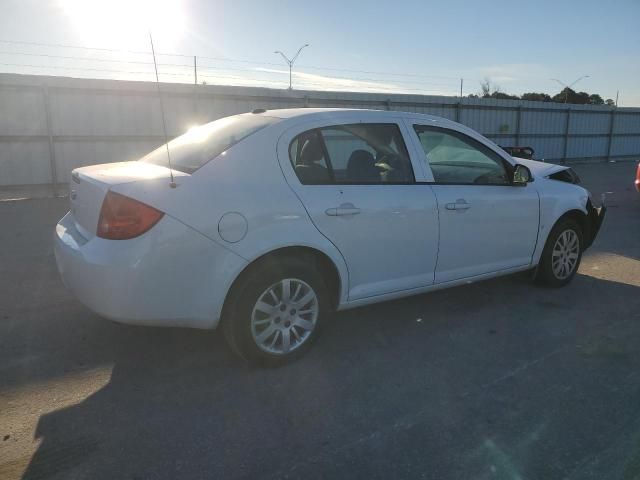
[
  {"left": 250, "top": 278, "right": 319, "bottom": 355},
  {"left": 551, "top": 229, "right": 580, "bottom": 280}
]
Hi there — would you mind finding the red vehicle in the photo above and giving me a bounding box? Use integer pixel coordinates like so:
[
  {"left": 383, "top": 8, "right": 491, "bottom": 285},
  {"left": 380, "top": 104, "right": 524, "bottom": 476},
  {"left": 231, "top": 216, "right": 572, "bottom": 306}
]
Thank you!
[{"left": 636, "top": 163, "right": 640, "bottom": 192}]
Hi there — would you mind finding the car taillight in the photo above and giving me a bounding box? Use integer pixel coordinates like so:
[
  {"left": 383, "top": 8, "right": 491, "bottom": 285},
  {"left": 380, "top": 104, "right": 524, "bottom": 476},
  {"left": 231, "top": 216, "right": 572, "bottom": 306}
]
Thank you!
[{"left": 97, "top": 191, "right": 164, "bottom": 240}]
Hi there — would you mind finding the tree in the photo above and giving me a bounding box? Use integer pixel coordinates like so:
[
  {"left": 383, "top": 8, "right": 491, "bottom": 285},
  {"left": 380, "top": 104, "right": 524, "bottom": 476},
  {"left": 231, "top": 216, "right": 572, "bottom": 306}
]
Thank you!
[
  {"left": 521, "top": 92, "right": 552, "bottom": 102},
  {"left": 493, "top": 92, "right": 519, "bottom": 100},
  {"left": 605, "top": 99, "right": 615, "bottom": 106},
  {"left": 589, "top": 94, "right": 604, "bottom": 105},
  {"left": 552, "top": 87, "right": 571, "bottom": 103},
  {"left": 575, "top": 91, "right": 591, "bottom": 104},
  {"left": 478, "top": 78, "right": 519, "bottom": 100},
  {"left": 552, "top": 87, "right": 590, "bottom": 104},
  {"left": 480, "top": 78, "right": 495, "bottom": 97},
  {"left": 466, "top": 82, "right": 611, "bottom": 106}
]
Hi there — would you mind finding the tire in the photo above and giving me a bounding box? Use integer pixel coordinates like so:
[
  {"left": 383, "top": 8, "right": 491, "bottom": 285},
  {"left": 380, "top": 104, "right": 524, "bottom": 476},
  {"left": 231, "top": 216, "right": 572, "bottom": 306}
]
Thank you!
[
  {"left": 534, "top": 217, "right": 583, "bottom": 287},
  {"left": 221, "top": 255, "right": 329, "bottom": 366}
]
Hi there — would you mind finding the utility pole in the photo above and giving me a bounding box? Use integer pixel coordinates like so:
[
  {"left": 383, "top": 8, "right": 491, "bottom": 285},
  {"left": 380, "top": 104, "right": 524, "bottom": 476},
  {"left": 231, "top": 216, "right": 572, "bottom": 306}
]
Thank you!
[
  {"left": 274, "top": 44, "right": 310, "bottom": 90},
  {"left": 460, "top": 78, "right": 463, "bottom": 98},
  {"left": 615, "top": 90, "right": 619, "bottom": 107},
  {"left": 194, "top": 56, "right": 197, "bottom": 85},
  {"left": 551, "top": 75, "right": 590, "bottom": 103}
]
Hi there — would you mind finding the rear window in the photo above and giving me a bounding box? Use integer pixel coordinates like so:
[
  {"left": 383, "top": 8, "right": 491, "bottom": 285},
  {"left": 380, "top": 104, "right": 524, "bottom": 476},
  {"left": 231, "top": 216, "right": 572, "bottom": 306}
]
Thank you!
[{"left": 140, "top": 114, "right": 277, "bottom": 174}]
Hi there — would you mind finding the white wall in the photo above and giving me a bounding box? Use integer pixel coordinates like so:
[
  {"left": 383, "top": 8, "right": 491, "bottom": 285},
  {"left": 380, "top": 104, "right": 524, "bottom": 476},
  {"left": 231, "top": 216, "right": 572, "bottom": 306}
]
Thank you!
[{"left": 1, "top": 73, "right": 639, "bottom": 186}]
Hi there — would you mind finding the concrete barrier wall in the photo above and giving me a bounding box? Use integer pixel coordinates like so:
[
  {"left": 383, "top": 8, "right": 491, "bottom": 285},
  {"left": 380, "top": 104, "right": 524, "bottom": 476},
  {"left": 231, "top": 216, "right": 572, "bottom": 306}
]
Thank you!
[{"left": 1, "top": 73, "right": 639, "bottom": 186}]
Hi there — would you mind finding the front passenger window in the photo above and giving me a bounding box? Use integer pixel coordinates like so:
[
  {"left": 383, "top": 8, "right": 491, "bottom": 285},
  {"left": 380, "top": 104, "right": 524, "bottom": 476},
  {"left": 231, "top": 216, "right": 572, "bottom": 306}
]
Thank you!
[{"left": 413, "top": 126, "right": 510, "bottom": 185}]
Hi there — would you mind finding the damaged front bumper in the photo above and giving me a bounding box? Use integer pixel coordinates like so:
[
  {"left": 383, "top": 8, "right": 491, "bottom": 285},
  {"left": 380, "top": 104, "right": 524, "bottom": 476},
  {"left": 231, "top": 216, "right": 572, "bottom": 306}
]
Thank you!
[{"left": 584, "top": 197, "right": 606, "bottom": 249}]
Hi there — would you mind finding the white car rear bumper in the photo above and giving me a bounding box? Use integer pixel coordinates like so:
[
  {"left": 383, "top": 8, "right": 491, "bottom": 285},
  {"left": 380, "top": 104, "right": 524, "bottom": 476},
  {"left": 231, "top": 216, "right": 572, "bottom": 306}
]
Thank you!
[{"left": 54, "top": 212, "right": 247, "bottom": 329}]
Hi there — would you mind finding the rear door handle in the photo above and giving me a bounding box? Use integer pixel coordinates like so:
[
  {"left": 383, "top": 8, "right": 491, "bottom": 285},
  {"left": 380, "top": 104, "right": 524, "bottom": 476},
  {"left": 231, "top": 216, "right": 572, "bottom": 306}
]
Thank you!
[
  {"left": 325, "top": 203, "right": 361, "bottom": 216},
  {"left": 445, "top": 199, "right": 471, "bottom": 211}
]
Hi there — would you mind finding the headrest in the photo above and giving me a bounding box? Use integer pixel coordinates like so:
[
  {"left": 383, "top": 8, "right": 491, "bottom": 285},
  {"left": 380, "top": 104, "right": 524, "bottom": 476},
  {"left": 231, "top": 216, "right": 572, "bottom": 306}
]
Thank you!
[{"left": 299, "top": 137, "right": 324, "bottom": 165}]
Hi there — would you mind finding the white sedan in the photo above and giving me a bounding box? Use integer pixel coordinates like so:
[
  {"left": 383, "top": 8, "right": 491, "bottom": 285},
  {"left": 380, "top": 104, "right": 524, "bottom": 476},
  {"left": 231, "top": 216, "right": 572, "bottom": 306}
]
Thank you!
[{"left": 54, "top": 108, "right": 605, "bottom": 364}]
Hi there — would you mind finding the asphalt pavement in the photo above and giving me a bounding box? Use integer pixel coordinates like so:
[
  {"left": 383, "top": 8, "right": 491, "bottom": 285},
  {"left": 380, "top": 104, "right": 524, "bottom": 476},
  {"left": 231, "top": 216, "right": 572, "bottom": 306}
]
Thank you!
[{"left": 1, "top": 161, "right": 639, "bottom": 480}]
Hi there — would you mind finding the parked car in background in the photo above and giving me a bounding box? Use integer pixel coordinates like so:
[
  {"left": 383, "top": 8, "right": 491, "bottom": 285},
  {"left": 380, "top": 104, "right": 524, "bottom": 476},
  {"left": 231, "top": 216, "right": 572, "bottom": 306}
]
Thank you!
[{"left": 54, "top": 109, "right": 605, "bottom": 364}]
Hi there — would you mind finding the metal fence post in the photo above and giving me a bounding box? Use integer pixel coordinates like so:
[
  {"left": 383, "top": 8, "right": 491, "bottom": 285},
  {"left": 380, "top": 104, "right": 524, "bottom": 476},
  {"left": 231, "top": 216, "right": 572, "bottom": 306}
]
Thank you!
[
  {"left": 562, "top": 107, "right": 571, "bottom": 164},
  {"left": 515, "top": 105, "right": 522, "bottom": 145},
  {"left": 606, "top": 108, "right": 616, "bottom": 161},
  {"left": 193, "top": 67, "right": 199, "bottom": 121},
  {"left": 42, "top": 85, "right": 58, "bottom": 190},
  {"left": 385, "top": 99, "right": 391, "bottom": 111}
]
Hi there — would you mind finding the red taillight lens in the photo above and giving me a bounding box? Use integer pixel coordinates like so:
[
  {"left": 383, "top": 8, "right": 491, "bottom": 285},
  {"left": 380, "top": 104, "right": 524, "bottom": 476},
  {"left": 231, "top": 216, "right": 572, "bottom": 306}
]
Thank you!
[{"left": 97, "top": 191, "right": 164, "bottom": 240}]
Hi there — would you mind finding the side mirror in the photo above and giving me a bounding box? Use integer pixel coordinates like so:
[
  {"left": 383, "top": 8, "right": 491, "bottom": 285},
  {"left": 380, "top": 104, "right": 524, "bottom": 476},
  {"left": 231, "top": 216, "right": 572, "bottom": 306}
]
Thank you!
[{"left": 513, "top": 164, "right": 532, "bottom": 186}]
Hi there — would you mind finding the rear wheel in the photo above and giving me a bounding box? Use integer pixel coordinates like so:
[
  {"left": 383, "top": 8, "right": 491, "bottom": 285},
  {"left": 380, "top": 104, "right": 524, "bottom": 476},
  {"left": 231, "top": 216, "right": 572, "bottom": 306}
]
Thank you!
[
  {"left": 222, "top": 256, "right": 328, "bottom": 365},
  {"left": 535, "top": 218, "right": 583, "bottom": 287}
]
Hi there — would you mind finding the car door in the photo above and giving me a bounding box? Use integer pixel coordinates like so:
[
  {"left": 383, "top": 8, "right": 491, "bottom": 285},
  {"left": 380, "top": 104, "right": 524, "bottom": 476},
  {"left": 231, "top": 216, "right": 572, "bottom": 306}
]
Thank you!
[
  {"left": 407, "top": 122, "right": 540, "bottom": 284},
  {"left": 277, "top": 118, "right": 439, "bottom": 301}
]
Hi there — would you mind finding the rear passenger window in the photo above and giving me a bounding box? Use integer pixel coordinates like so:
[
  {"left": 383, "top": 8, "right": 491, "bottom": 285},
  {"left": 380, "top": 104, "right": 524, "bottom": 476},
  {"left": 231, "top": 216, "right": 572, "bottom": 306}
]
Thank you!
[
  {"left": 289, "top": 123, "right": 414, "bottom": 185},
  {"left": 289, "top": 130, "right": 332, "bottom": 184}
]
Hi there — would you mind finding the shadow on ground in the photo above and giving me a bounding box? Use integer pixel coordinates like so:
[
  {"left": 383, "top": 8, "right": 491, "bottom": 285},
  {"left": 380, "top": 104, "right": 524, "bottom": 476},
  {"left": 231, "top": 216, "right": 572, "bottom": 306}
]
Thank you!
[{"left": 20, "top": 273, "right": 640, "bottom": 480}]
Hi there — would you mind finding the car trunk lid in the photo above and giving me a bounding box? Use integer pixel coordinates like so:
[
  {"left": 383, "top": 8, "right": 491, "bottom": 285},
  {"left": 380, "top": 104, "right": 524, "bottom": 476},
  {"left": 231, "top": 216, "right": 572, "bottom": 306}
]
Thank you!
[{"left": 69, "top": 161, "right": 187, "bottom": 239}]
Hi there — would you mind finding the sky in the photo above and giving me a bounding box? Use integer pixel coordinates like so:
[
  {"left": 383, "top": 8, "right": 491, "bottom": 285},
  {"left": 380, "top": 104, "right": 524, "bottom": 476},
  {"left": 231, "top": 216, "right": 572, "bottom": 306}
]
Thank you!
[{"left": 1, "top": 0, "right": 639, "bottom": 105}]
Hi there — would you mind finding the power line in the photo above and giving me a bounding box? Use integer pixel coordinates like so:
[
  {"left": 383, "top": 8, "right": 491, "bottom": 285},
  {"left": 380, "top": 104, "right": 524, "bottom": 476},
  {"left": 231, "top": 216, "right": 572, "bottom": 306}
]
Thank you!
[
  {"left": 296, "top": 64, "right": 462, "bottom": 81},
  {"left": 0, "top": 38, "right": 461, "bottom": 95},
  {"left": 0, "top": 63, "right": 456, "bottom": 92},
  {"left": 0, "top": 39, "right": 190, "bottom": 58},
  {"left": 196, "top": 55, "right": 283, "bottom": 68},
  {"left": 198, "top": 74, "right": 455, "bottom": 94},
  {"left": 0, "top": 50, "right": 460, "bottom": 88},
  {"left": 0, "top": 62, "right": 179, "bottom": 77},
  {"left": 0, "top": 50, "right": 267, "bottom": 72},
  {"left": 0, "top": 62, "right": 457, "bottom": 94},
  {"left": 0, "top": 38, "right": 466, "bottom": 82},
  {"left": 198, "top": 66, "right": 457, "bottom": 88},
  {"left": 0, "top": 50, "right": 158, "bottom": 66}
]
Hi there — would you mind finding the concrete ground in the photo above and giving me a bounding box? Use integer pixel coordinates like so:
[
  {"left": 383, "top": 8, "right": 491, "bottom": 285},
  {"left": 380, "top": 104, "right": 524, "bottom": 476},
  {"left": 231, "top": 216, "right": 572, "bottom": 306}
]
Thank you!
[{"left": 0, "top": 162, "right": 639, "bottom": 480}]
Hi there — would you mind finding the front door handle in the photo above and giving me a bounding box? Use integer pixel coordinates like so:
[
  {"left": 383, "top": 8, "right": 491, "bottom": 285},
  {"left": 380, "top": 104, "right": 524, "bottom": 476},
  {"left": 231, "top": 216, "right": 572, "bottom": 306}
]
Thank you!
[
  {"left": 445, "top": 199, "right": 471, "bottom": 211},
  {"left": 325, "top": 203, "right": 361, "bottom": 216}
]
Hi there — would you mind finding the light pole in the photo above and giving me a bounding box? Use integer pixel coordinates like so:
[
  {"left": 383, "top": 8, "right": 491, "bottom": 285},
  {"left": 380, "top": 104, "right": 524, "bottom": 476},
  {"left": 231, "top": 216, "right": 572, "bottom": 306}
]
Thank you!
[
  {"left": 551, "top": 75, "right": 590, "bottom": 103},
  {"left": 274, "top": 44, "right": 309, "bottom": 90}
]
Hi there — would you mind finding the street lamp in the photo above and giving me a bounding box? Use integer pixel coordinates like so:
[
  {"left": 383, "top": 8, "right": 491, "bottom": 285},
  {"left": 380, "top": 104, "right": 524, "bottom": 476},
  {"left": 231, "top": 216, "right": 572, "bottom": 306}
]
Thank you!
[
  {"left": 551, "top": 75, "right": 590, "bottom": 103},
  {"left": 274, "top": 44, "right": 310, "bottom": 90}
]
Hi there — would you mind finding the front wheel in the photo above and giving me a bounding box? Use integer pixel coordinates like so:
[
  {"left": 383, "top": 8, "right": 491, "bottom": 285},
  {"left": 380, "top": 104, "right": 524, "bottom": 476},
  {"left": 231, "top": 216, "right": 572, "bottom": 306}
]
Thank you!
[
  {"left": 534, "top": 218, "right": 583, "bottom": 287},
  {"left": 222, "top": 256, "right": 329, "bottom": 365}
]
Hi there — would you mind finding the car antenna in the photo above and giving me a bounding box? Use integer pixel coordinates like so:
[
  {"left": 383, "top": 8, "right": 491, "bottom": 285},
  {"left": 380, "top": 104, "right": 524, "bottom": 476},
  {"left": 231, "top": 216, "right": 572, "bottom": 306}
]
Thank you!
[{"left": 149, "top": 32, "right": 176, "bottom": 188}]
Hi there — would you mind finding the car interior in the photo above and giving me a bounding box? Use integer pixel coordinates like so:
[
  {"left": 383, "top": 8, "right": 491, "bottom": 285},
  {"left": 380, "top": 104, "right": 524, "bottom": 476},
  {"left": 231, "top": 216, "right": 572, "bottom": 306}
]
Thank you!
[
  {"left": 291, "top": 124, "right": 414, "bottom": 184},
  {"left": 294, "top": 133, "right": 332, "bottom": 184},
  {"left": 415, "top": 128, "right": 511, "bottom": 184}
]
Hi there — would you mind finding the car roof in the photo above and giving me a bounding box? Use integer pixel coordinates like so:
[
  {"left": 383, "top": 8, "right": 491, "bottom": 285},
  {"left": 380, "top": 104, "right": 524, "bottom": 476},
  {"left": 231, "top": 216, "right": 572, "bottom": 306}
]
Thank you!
[
  {"left": 252, "top": 108, "right": 516, "bottom": 165},
  {"left": 259, "top": 107, "right": 451, "bottom": 125}
]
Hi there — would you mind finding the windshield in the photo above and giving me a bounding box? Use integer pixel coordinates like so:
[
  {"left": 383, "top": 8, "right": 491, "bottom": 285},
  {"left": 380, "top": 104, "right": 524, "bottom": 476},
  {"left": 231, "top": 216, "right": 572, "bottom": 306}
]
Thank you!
[{"left": 140, "top": 114, "right": 277, "bottom": 174}]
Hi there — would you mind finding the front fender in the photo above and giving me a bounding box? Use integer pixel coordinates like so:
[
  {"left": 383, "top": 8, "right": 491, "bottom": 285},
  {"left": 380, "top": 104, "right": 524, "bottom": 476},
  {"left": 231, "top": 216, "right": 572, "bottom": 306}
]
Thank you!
[{"left": 532, "top": 180, "right": 590, "bottom": 265}]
